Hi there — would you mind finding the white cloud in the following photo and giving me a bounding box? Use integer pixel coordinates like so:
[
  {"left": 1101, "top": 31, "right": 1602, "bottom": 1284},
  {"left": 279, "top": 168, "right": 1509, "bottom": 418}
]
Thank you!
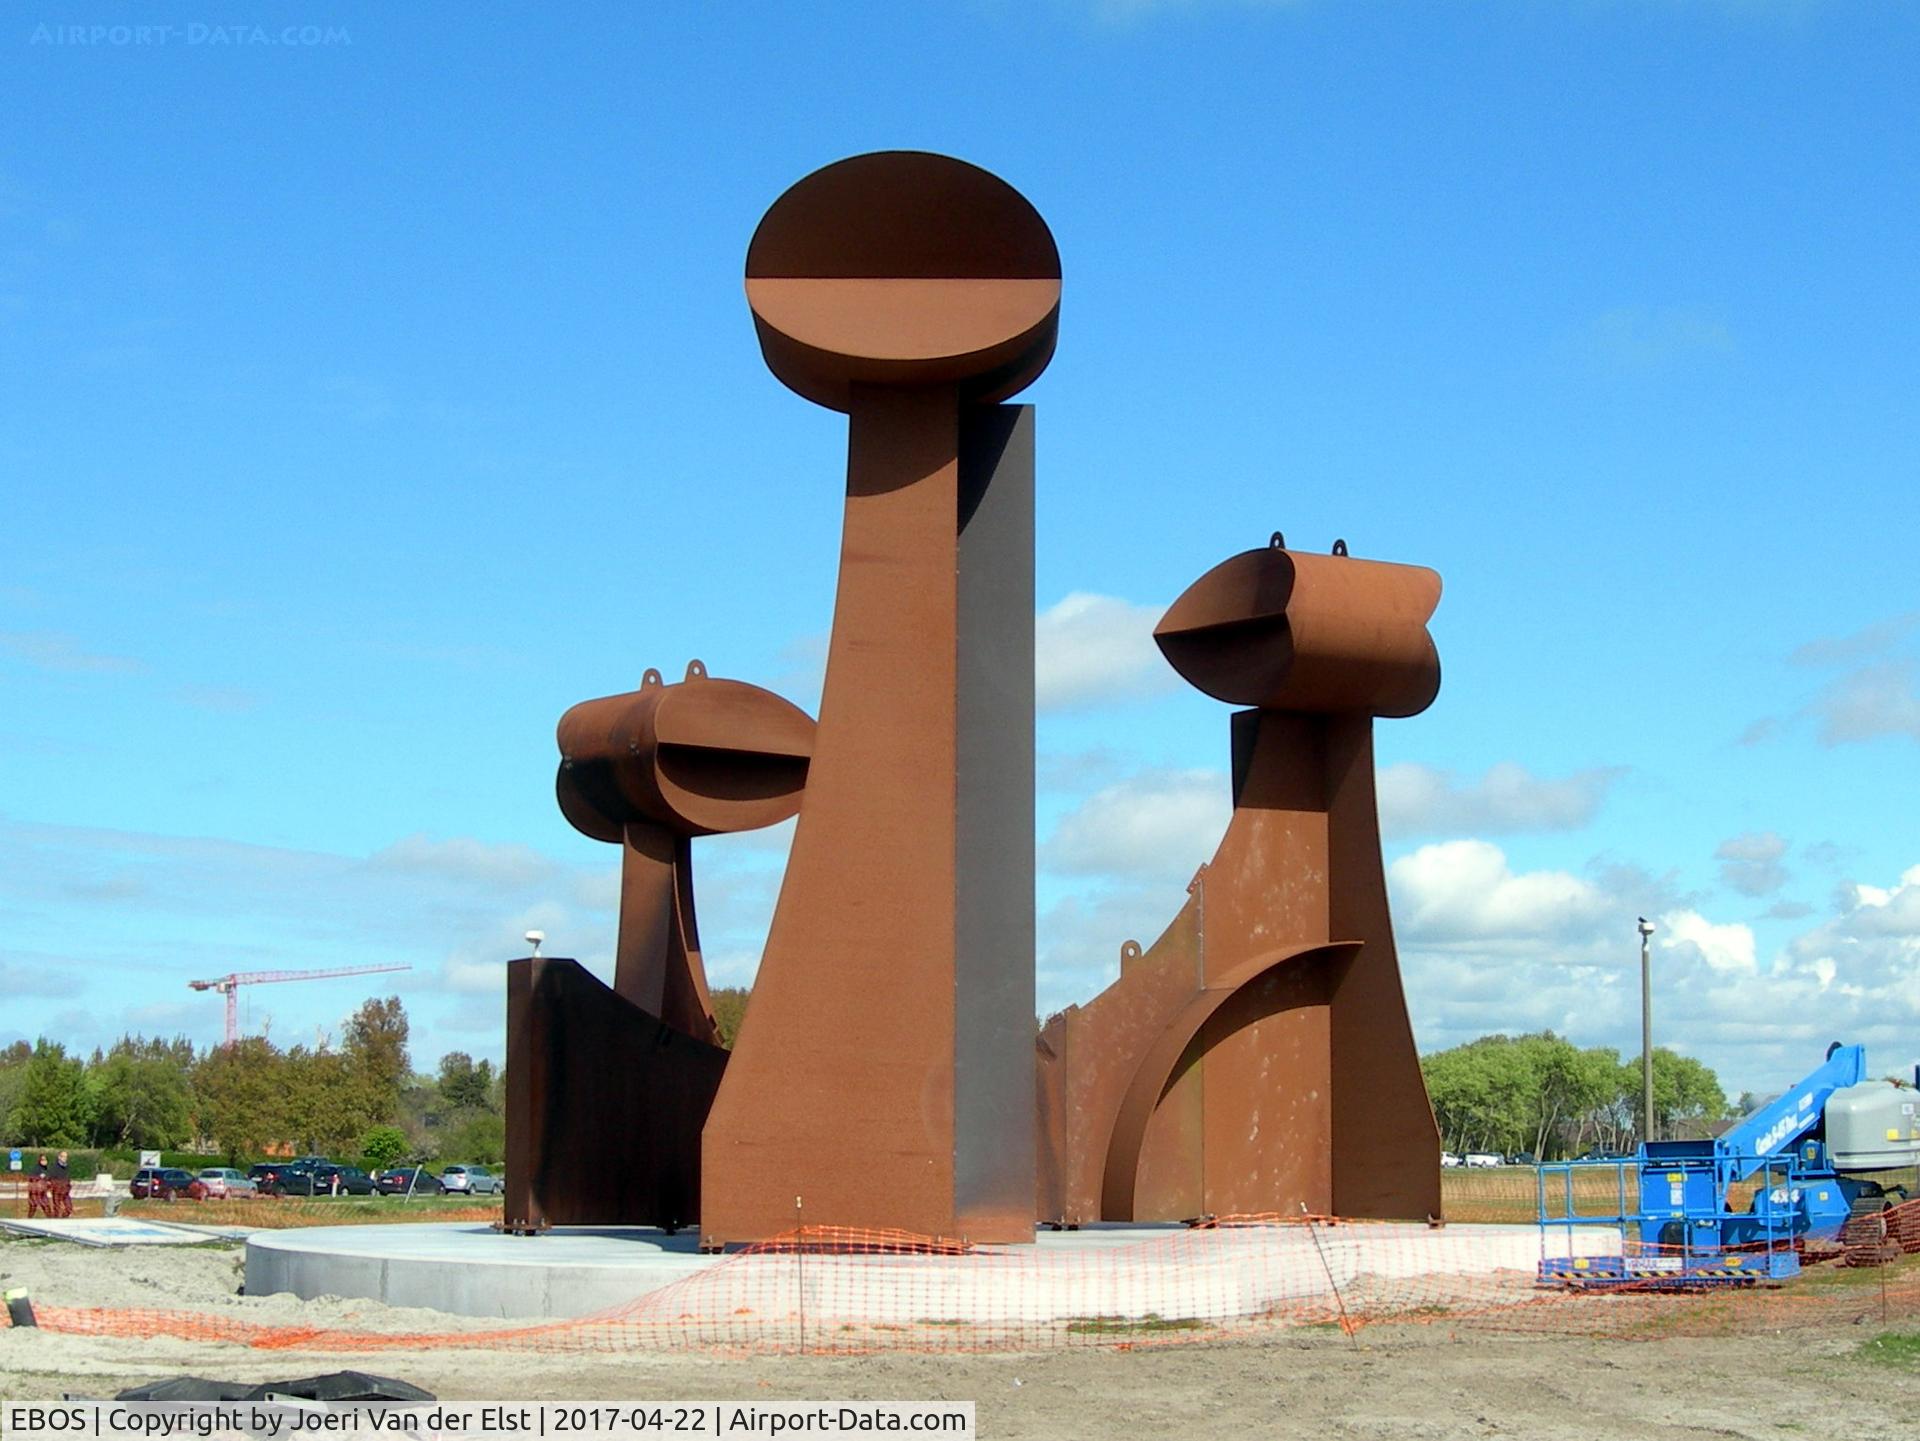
[
  {"left": 1388, "top": 839, "right": 1920, "bottom": 1094},
  {"left": 1658, "top": 909, "right": 1758, "bottom": 975},
  {"left": 1041, "top": 767, "right": 1228, "bottom": 883},
  {"left": 1714, "top": 831, "right": 1790, "bottom": 897},
  {"left": 1788, "top": 865, "right": 1920, "bottom": 989},
  {"left": 1790, "top": 613, "right": 1920, "bottom": 668},
  {"left": 1809, "top": 660, "right": 1920, "bottom": 745},
  {"left": 1389, "top": 840, "right": 1610, "bottom": 946},
  {"left": 1033, "top": 763, "right": 1232, "bottom": 1013},
  {"left": 1034, "top": 592, "right": 1176, "bottom": 712},
  {"left": 1803, "top": 841, "right": 1849, "bottom": 872},
  {"left": 0, "top": 817, "right": 719, "bottom": 1065},
  {"left": 442, "top": 898, "right": 593, "bottom": 995},
  {"left": 369, "top": 833, "right": 566, "bottom": 891},
  {"left": 1378, "top": 761, "right": 1621, "bottom": 838},
  {"left": 1038, "top": 747, "right": 1128, "bottom": 795},
  {"left": 1749, "top": 614, "right": 1920, "bottom": 748},
  {"left": 1036, "top": 886, "right": 1184, "bottom": 1014}
]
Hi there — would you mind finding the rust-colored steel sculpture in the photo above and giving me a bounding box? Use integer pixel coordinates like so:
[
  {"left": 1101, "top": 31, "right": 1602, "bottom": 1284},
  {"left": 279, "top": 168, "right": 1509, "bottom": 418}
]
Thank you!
[
  {"left": 1036, "top": 536, "right": 1444, "bottom": 1226},
  {"left": 555, "top": 661, "right": 814, "bottom": 1042},
  {"left": 504, "top": 150, "right": 1447, "bottom": 1243},
  {"left": 504, "top": 958, "right": 727, "bottom": 1233},
  {"left": 504, "top": 663, "right": 814, "bottom": 1232},
  {"left": 698, "top": 152, "right": 1051, "bottom": 1246}
]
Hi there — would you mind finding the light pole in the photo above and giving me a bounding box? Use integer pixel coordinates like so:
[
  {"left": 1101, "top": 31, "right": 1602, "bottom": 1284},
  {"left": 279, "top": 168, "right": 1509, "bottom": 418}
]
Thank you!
[{"left": 1638, "top": 917, "right": 1657, "bottom": 1146}]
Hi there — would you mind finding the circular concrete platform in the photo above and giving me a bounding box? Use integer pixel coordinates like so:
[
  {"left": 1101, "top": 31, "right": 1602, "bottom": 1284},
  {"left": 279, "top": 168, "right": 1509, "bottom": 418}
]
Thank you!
[
  {"left": 246, "top": 1224, "right": 715, "bottom": 1320},
  {"left": 245, "top": 1221, "right": 1624, "bottom": 1323}
]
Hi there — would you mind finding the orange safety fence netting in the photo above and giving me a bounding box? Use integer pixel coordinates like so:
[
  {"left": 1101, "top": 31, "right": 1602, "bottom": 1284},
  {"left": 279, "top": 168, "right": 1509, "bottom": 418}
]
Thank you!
[{"left": 11, "top": 1198, "right": 1920, "bottom": 1355}]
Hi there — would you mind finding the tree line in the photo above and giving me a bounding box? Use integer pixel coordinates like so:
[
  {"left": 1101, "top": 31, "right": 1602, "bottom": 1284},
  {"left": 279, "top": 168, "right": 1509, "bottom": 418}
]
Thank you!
[
  {"left": 1420, "top": 1031, "right": 1730, "bottom": 1159},
  {"left": 8, "top": 997, "right": 1731, "bottom": 1170},
  {"left": 0, "top": 996, "right": 505, "bottom": 1166}
]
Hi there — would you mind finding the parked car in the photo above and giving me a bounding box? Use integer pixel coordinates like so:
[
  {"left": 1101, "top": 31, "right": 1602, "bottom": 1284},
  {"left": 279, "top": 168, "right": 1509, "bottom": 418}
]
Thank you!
[
  {"left": 248, "top": 1161, "right": 307, "bottom": 1195},
  {"left": 196, "top": 1167, "right": 257, "bottom": 1198},
  {"left": 1440, "top": 1152, "right": 1464, "bottom": 1169},
  {"left": 1465, "top": 1152, "right": 1503, "bottom": 1168},
  {"left": 439, "top": 1164, "right": 503, "bottom": 1196},
  {"left": 131, "top": 1167, "right": 207, "bottom": 1201},
  {"left": 278, "top": 1164, "right": 376, "bottom": 1196},
  {"left": 247, "top": 1158, "right": 318, "bottom": 1197},
  {"left": 1507, "top": 1152, "right": 1537, "bottom": 1167},
  {"left": 374, "top": 1165, "right": 445, "bottom": 1196}
]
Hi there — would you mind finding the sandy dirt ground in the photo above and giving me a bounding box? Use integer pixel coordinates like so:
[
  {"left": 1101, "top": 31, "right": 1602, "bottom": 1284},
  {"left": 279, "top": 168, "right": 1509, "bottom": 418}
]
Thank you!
[{"left": 4, "top": 1235, "right": 1918, "bottom": 1439}]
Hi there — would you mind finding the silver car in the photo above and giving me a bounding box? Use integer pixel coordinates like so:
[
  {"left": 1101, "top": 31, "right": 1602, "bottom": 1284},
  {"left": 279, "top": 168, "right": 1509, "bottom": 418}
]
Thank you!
[
  {"left": 439, "top": 1164, "right": 502, "bottom": 1196},
  {"left": 196, "top": 1167, "right": 258, "bottom": 1198}
]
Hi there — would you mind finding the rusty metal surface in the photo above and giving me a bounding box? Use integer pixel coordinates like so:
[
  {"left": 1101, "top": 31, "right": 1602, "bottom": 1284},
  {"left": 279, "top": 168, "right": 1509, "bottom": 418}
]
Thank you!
[
  {"left": 1156, "top": 541, "right": 1442, "bottom": 717},
  {"left": 505, "top": 151, "right": 1446, "bottom": 1244},
  {"left": 505, "top": 665, "right": 813, "bottom": 1231},
  {"left": 1038, "top": 539, "right": 1444, "bottom": 1226},
  {"left": 744, "top": 150, "right": 1059, "bottom": 414},
  {"left": 700, "top": 153, "right": 1050, "bottom": 1246},
  {"left": 503, "top": 955, "right": 728, "bottom": 1232},
  {"left": 557, "top": 661, "right": 814, "bottom": 840},
  {"left": 554, "top": 661, "right": 812, "bottom": 1037}
]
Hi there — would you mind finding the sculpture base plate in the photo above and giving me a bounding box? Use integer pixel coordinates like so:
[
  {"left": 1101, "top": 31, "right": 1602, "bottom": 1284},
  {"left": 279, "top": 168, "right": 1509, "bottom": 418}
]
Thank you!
[{"left": 245, "top": 1222, "right": 1623, "bottom": 1324}]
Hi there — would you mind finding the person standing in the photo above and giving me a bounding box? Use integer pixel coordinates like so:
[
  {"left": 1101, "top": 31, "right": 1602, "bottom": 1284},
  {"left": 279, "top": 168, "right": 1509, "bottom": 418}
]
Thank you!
[
  {"left": 27, "top": 1154, "right": 49, "bottom": 1219},
  {"left": 52, "top": 1151, "right": 71, "bottom": 1218}
]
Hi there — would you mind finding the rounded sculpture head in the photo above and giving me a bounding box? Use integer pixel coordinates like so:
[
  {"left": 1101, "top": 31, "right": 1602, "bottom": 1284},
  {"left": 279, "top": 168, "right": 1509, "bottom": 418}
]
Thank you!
[
  {"left": 745, "top": 151, "right": 1061, "bottom": 412},
  {"left": 556, "top": 662, "right": 815, "bottom": 840},
  {"left": 1155, "top": 539, "right": 1442, "bottom": 718}
]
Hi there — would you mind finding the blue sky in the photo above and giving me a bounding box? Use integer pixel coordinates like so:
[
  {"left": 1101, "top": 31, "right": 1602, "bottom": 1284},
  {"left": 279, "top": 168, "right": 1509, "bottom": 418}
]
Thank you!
[{"left": 3, "top": 1, "right": 1915, "bottom": 1096}]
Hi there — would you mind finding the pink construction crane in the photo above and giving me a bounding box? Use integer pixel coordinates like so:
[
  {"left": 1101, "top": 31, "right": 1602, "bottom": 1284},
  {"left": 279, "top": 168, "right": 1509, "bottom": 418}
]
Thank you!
[{"left": 188, "top": 964, "right": 412, "bottom": 1047}]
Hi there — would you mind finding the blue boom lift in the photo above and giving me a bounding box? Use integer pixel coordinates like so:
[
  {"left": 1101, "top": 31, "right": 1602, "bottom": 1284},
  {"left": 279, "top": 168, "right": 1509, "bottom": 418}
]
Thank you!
[{"left": 1539, "top": 1043, "right": 1920, "bottom": 1286}]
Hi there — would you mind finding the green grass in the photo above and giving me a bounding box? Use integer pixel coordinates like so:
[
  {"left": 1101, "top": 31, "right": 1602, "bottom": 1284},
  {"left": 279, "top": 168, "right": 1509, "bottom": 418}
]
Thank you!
[
  {"left": 1065, "top": 1313, "right": 1209, "bottom": 1336},
  {"left": 1858, "top": 1331, "right": 1920, "bottom": 1368},
  {"left": 1442, "top": 1166, "right": 1642, "bottom": 1225},
  {"left": 1794, "top": 1251, "right": 1920, "bottom": 1292},
  {"left": 120, "top": 1193, "right": 502, "bottom": 1227}
]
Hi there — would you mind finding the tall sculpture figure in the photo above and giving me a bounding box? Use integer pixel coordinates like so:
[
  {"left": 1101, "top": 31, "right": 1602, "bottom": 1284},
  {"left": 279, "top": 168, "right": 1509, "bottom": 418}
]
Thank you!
[
  {"left": 699, "top": 152, "right": 1053, "bottom": 1245},
  {"left": 505, "top": 663, "right": 813, "bottom": 1231},
  {"left": 1036, "top": 536, "right": 1444, "bottom": 1225},
  {"left": 501, "top": 152, "right": 1447, "bottom": 1241}
]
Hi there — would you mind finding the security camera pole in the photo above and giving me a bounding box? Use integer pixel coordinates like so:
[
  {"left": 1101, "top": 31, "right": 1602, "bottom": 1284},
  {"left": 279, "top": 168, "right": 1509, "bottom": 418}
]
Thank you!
[{"left": 1638, "top": 917, "right": 1657, "bottom": 1145}]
